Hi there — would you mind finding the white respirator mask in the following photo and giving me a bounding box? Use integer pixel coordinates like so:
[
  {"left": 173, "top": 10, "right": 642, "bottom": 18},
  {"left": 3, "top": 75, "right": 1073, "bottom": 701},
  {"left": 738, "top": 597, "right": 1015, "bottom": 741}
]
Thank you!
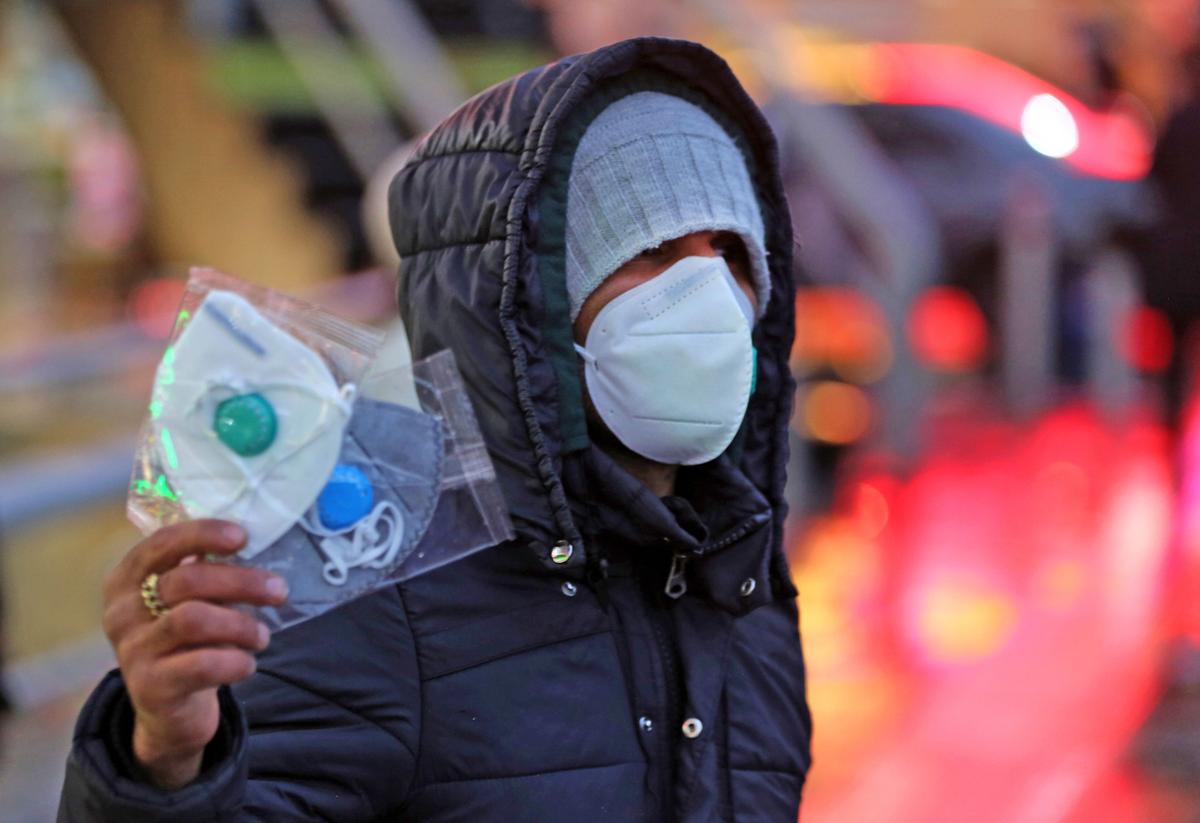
[
  {"left": 574, "top": 255, "right": 757, "bottom": 466},
  {"left": 151, "top": 290, "right": 355, "bottom": 558}
]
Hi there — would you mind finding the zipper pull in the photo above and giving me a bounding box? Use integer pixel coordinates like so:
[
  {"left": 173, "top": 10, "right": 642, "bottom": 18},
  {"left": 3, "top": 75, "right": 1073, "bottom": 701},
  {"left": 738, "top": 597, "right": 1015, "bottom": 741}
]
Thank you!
[{"left": 664, "top": 552, "right": 688, "bottom": 599}]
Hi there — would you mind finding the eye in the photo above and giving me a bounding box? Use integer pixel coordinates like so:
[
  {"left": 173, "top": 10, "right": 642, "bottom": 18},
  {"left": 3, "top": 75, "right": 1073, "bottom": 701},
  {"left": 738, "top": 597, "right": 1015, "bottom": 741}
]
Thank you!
[
  {"left": 713, "top": 235, "right": 748, "bottom": 265},
  {"left": 635, "top": 243, "right": 667, "bottom": 259}
]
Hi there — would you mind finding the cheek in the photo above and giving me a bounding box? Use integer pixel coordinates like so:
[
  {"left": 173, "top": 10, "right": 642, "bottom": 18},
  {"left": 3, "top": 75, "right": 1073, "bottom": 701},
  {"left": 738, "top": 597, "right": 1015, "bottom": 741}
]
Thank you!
[{"left": 574, "top": 291, "right": 611, "bottom": 343}]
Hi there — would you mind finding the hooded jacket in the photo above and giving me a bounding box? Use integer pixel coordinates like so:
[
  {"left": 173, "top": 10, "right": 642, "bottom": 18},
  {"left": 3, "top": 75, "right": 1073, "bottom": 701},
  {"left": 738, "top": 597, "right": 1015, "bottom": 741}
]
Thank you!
[{"left": 58, "top": 37, "right": 812, "bottom": 823}]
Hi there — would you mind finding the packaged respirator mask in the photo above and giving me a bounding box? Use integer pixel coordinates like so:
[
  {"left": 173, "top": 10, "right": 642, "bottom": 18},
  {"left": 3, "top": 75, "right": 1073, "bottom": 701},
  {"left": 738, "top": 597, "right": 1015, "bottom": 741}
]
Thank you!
[{"left": 128, "top": 268, "right": 513, "bottom": 630}]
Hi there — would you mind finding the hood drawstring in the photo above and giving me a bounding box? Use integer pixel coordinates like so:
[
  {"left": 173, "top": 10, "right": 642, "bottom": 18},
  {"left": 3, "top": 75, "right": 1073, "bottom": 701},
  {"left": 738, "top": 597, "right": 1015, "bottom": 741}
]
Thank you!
[{"left": 568, "top": 452, "right": 611, "bottom": 611}]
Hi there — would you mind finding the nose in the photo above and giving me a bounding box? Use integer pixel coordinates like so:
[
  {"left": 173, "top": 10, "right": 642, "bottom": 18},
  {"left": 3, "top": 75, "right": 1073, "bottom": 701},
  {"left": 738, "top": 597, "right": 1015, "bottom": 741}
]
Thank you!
[{"left": 674, "top": 231, "right": 723, "bottom": 259}]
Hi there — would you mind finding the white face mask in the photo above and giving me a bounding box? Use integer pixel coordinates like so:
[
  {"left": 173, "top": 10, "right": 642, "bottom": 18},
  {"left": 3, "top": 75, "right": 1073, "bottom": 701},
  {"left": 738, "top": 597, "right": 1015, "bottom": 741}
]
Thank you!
[
  {"left": 152, "top": 290, "right": 354, "bottom": 558},
  {"left": 574, "top": 255, "right": 757, "bottom": 466}
]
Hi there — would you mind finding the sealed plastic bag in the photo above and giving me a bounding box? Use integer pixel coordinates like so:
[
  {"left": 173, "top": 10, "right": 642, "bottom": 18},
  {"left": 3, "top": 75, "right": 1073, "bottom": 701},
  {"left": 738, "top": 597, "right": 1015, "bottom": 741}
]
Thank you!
[
  {"left": 249, "top": 349, "right": 513, "bottom": 629},
  {"left": 129, "top": 268, "right": 512, "bottom": 630}
]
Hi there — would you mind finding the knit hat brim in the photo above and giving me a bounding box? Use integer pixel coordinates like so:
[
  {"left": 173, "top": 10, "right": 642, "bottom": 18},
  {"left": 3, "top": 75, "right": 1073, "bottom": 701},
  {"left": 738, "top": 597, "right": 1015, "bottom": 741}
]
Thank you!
[{"left": 565, "top": 92, "right": 770, "bottom": 322}]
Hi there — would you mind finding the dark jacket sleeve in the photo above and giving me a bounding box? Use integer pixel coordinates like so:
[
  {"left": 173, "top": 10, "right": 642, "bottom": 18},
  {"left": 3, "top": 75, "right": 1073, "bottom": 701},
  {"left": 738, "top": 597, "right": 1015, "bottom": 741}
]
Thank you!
[{"left": 57, "top": 585, "right": 421, "bottom": 822}]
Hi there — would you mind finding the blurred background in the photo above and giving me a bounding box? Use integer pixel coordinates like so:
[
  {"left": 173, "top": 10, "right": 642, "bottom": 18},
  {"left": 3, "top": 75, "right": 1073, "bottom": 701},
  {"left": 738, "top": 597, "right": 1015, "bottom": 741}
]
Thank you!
[{"left": 3, "top": 0, "right": 1200, "bottom": 819}]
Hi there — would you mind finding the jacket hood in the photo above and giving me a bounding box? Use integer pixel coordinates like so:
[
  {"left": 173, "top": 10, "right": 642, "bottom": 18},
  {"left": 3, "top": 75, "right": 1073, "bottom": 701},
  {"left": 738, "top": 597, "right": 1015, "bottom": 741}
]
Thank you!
[{"left": 388, "top": 37, "right": 796, "bottom": 587}]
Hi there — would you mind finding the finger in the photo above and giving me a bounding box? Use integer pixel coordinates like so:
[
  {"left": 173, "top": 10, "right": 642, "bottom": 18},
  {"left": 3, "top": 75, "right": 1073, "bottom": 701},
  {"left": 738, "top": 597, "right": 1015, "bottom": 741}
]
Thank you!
[
  {"left": 137, "top": 648, "right": 258, "bottom": 706},
  {"left": 144, "top": 600, "right": 269, "bottom": 658},
  {"left": 103, "top": 590, "right": 153, "bottom": 644},
  {"left": 103, "top": 564, "right": 286, "bottom": 643},
  {"left": 157, "top": 563, "right": 288, "bottom": 609},
  {"left": 121, "top": 520, "right": 247, "bottom": 585}
]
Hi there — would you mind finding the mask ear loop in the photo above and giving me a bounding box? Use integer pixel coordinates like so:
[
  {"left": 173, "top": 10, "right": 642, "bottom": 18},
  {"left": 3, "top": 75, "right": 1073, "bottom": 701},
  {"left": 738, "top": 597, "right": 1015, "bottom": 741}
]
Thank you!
[
  {"left": 573, "top": 344, "right": 597, "bottom": 368},
  {"left": 301, "top": 500, "right": 406, "bottom": 586}
]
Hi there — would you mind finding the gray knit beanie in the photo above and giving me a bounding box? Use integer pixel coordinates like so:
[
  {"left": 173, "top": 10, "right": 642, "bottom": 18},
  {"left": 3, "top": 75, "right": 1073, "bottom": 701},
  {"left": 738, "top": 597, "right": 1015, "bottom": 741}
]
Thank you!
[{"left": 565, "top": 91, "right": 770, "bottom": 322}]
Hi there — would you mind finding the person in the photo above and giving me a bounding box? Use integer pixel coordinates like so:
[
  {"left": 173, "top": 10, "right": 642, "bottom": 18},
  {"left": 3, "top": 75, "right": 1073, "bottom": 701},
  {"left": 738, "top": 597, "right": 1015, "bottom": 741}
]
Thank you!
[{"left": 58, "top": 37, "right": 812, "bottom": 822}]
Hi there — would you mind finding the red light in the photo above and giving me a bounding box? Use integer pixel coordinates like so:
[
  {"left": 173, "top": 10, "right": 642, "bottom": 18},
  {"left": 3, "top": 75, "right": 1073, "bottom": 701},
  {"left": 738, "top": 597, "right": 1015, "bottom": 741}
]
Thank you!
[
  {"left": 870, "top": 43, "right": 1152, "bottom": 180},
  {"left": 802, "top": 381, "right": 874, "bottom": 444},
  {"left": 128, "top": 278, "right": 187, "bottom": 339},
  {"left": 907, "top": 287, "right": 988, "bottom": 372},
  {"left": 796, "top": 401, "right": 1175, "bottom": 821},
  {"left": 793, "top": 289, "right": 892, "bottom": 383},
  {"left": 1119, "top": 305, "right": 1173, "bottom": 373},
  {"left": 852, "top": 481, "right": 890, "bottom": 539}
]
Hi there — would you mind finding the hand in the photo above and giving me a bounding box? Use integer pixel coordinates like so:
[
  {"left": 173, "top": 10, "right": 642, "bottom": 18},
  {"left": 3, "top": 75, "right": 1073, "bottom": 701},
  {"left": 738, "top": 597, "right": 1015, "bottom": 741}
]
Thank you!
[{"left": 101, "top": 519, "right": 288, "bottom": 790}]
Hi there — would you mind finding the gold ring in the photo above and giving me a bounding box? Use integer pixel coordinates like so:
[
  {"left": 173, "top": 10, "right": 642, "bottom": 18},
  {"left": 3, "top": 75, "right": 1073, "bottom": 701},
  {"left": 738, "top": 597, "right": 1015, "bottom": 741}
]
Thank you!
[{"left": 140, "top": 572, "right": 169, "bottom": 618}]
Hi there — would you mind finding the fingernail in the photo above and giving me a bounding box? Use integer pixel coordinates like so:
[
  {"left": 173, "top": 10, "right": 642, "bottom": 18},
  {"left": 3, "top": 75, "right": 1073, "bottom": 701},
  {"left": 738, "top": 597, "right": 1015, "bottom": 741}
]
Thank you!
[
  {"left": 222, "top": 523, "right": 246, "bottom": 544},
  {"left": 257, "top": 623, "right": 270, "bottom": 647},
  {"left": 265, "top": 576, "right": 289, "bottom": 600}
]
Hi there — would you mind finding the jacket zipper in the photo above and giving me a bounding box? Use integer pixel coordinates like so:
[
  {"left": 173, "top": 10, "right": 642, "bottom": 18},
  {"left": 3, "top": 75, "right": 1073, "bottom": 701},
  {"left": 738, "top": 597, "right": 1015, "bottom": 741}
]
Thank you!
[
  {"left": 649, "top": 583, "right": 682, "bottom": 823},
  {"left": 664, "top": 552, "right": 688, "bottom": 599}
]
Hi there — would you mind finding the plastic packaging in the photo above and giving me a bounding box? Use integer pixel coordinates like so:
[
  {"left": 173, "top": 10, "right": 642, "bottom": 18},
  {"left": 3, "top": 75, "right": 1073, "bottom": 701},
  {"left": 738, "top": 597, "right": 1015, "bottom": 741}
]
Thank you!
[
  {"left": 251, "top": 349, "right": 514, "bottom": 629},
  {"left": 129, "top": 268, "right": 513, "bottom": 630}
]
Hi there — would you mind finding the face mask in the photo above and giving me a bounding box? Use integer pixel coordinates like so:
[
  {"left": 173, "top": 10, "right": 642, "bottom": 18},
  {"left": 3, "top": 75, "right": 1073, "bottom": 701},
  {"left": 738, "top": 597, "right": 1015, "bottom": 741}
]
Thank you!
[
  {"left": 574, "top": 255, "right": 757, "bottom": 466},
  {"left": 251, "top": 397, "right": 444, "bottom": 607},
  {"left": 298, "top": 398, "right": 444, "bottom": 586},
  {"left": 152, "top": 290, "right": 354, "bottom": 558}
]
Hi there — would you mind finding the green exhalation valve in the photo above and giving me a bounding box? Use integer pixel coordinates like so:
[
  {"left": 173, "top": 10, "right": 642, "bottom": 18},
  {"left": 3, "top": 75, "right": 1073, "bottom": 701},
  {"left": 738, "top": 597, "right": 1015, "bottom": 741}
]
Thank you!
[{"left": 213, "top": 392, "right": 277, "bottom": 457}]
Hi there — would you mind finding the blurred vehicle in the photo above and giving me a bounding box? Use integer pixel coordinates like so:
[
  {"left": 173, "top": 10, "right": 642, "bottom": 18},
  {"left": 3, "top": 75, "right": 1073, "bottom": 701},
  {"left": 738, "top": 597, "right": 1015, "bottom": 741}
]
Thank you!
[
  {"left": 775, "top": 44, "right": 1159, "bottom": 503},
  {"left": 762, "top": 40, "right": 1196, "bottom": 821}
]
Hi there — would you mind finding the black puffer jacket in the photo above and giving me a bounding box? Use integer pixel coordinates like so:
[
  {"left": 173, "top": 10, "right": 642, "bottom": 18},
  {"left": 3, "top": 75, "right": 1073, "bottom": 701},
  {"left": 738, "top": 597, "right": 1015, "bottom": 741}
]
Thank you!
[{"left": 58, "top": 37, "right": 811, "bottom": 822}]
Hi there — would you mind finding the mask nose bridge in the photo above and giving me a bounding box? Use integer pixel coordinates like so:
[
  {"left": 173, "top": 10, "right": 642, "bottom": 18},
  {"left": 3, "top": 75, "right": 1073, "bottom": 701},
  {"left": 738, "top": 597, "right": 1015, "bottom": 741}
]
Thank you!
[{"left": 636, "top": 256, "right": 731, "bottom": 320}]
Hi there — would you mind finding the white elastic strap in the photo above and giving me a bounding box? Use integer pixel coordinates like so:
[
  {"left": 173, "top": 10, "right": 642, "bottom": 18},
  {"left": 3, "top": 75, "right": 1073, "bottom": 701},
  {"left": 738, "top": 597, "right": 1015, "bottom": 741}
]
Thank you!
[
  {"left": 573, "top": 344, "right": 597, "bottom": 368},
  {"left": 303, "top": 500, "right": 406, "bottom": 586}
]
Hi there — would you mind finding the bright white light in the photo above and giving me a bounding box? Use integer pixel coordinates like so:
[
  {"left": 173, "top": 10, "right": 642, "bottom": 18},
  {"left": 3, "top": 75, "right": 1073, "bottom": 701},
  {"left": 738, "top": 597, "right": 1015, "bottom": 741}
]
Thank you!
[{"left": 1021, "top": 94, "right": 1079, "bottom": 159}]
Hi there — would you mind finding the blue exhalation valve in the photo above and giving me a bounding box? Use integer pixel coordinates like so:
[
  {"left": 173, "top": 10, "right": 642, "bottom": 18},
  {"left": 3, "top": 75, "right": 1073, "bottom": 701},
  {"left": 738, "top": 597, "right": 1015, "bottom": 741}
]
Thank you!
[{"left": 317, "top": 464, "right": 374, "bottom": 530}]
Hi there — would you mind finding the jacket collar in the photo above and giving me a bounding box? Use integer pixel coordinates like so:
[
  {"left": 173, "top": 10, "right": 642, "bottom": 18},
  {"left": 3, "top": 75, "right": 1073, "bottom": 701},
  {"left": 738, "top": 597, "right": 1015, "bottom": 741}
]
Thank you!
[{"left": 571, "top": 447, "right": 777, "bottom": 615}]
